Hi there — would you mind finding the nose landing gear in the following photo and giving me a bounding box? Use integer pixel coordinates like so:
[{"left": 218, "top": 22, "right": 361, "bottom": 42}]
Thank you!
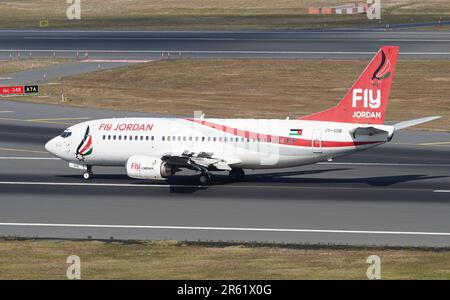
[{"left": 82, "top": 166, "right": 94, "bottom": 180}]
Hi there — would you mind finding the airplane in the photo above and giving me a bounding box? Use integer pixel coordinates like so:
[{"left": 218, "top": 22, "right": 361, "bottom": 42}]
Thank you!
[{"left": 45, "top": 46, "right": 441, "bottom": 185}]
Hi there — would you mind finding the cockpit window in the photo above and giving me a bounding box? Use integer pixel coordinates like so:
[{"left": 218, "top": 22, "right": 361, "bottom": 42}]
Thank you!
[{"left": 60, "top": 131, "right": 72, "bottom": 138}]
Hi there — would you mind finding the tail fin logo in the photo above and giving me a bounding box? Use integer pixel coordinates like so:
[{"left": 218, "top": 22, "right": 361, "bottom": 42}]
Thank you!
[
  {"left": 76, "top": 126, "right": 93, "bottom": 161},
  {"left": 371, "top": 50, "right": 391, "bottom": 86}
]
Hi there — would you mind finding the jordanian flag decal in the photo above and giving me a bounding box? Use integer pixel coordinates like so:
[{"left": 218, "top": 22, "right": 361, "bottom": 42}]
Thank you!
[
  {"left": 289, "top": 129, "right": 303, "bottom": 136},
  {"left": 76, "top": 126, "right": 93, "bottom": 161}
]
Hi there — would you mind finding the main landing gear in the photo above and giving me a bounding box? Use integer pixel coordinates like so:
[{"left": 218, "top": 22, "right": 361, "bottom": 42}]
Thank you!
[
  {"left": 229, "top": 169, "right": 245, "bottom": 181},
  {"left": 82, "top": 166, "right": 94, "bottom": 180},
  {"left": 198, "top": 172, "right": 212, "bottom": 185}
]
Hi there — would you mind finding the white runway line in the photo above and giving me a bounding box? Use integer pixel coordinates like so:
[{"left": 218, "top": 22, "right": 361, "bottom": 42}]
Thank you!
[
  {"left": 434, "top": 190, "right": 450, "bottom": 193},
  {"left": 0, "top": 157, "right": 58, "bottom": 160},
  {"left": 0, "top": 181, "right": 172, "bottom": 188},
  {"left": 2, "top": 49, "right": 450, "bottom": 56},
  {"left": 1, "top": 222, "right": 450, "bottom": 237},
  {"left": 318, "top": 162, "right": 450, "bottom": 167},
  {"left": 0, "top": 180, "right": 438, "bottom": 192}
]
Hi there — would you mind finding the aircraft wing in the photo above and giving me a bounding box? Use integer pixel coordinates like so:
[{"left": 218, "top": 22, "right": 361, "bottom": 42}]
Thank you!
[{"left": 162, "top": 151, "right": 241, "bottom": 172}]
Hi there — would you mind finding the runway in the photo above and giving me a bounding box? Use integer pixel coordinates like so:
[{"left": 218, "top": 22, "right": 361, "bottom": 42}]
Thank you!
[
  {"left": 2, "top": 30, "right": 450, "bottom": 60},
  {"left": 0, "top": 100, "right": 449, "bottom": 246}
]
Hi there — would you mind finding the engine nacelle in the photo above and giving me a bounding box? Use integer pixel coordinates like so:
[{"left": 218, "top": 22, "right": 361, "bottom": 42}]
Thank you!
[{"left": 126, "top": 155, "right": 173, "bottom": 180}]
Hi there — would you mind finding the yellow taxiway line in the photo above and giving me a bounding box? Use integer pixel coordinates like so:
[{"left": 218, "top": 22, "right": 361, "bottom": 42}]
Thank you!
[
  {"left": 0, "top": 147, "right": 48, "bottom": 154},
  {"left": 0, "top": 116, "right": 91, "bottom": 125}
]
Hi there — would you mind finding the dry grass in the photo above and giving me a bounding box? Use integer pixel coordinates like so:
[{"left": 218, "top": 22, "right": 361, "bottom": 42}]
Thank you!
[
  {"left": 30, "top": 58, "right": 450, "bottom": 131},
  {"left": 0, "top": 0, "right": 449, "bottom": 29},
  {"left": 0, "top": 59, "right": 73, "bottom": 75},
  {"left": 0, "top": 239, "right": 450, "bottom": 279}
]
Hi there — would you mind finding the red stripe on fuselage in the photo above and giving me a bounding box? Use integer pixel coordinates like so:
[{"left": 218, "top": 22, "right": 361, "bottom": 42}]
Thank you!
[{"left": 185, "top": 118, "right": 382, "bottom": 148}]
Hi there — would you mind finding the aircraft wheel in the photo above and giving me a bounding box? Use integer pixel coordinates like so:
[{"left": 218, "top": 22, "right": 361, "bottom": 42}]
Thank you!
[
  {"left": 199, "top": 173, "right": 212, "bottom": 185},
  {"left": 83, "top": 171, "right": 93, "bottom": 180},
  {"left": 229, "top": 169, "right": 245, "bottom": 181}
]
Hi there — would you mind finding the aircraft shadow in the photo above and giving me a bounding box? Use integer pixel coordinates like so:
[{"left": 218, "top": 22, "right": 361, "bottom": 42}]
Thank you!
[{"left": 56, "top": 169, "right": 448, "bottom": 194}]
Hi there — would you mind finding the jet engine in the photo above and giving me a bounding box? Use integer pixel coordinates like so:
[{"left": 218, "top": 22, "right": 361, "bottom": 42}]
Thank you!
[{"left": 126, "top": 155, "right": 173, "bottom": 180}]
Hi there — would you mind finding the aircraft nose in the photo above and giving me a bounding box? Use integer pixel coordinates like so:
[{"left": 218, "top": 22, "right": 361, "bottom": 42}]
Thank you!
[{"left": 45, "top": 138, "right": 57, "bottom": 155}]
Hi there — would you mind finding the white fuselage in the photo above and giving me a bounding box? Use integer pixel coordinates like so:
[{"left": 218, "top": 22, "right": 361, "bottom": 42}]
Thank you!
[{"left": 46, "top": 117, "right": 393, "bottom": 170}]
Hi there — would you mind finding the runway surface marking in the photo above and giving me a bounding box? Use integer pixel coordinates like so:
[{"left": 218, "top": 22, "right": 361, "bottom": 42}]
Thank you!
[
  {"left": 0, "top": 147, "right": 47, "bottom": 154},
  {"left": 4, "top": 30, "right": 450, "bottom": 34},
  {"left": 3, "top": 49, "right": 450, "bottom": 56},
  {"left": 0, "top": 181, "right": 439, "bottom": 192},
  {"left": 434, "top": 190, "right": 450, "bottom": 193},
  {"left": 1, "top": 222, "right": 450, "bottom": 237},
  {"left": 0, "top": 157, "right": 56, "bottom": 160},
  {"left": 380, "top": 38, "right": 450, "bottom": 42},
  {"left": 0, "top": 116, "right": 87, "bottom": 125},
  {"left": 419, "top": 141, "right": 450, "bottom": 146},
  {"left": 27, "top": 117, "right": 91, "bottom": 122},
  {"left": 23, "top": 37, "right": 237, "bottom": 41},
  {"left": 0, "top": 111, "right": 14, "bottom": 113},
  {"left": 80, "top": 59, "right": 152, "bottom": 63},
  {"left": 319, "top": 162, "right": 450, "bottom": 167}
]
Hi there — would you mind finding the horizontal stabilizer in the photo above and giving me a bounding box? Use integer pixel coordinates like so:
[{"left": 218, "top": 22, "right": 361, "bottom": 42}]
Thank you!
[
  {"left": 350, "top": 126, "right": 388, "bottom": 137},
  {"left": 393, "top": 116, "right": 441, "bottom": 130}
]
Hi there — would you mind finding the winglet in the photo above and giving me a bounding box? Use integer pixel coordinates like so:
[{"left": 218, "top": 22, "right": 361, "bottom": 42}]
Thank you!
[{"left": 393, "top": 116, "right": 441, "bottom": 130}]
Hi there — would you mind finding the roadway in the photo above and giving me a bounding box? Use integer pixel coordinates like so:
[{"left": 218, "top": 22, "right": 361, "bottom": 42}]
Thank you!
[
  {"left": 2, "top": 30, "right": 450, "bottom": 60},
  {"left": 0, "top": 100, "right": 449, "bottom": 246}
]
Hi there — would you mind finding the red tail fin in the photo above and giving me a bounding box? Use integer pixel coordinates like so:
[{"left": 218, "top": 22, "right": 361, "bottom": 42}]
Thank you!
[{"left": 301, "top": 46, "right": 399, "bottom": 124}]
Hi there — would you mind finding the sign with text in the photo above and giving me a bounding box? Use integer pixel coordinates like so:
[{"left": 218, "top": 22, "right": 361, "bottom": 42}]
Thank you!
[
  {"left": 0, "top": 86, "right": 24, "bottom": 95},
  {"left": 24, "top": 85, "right": 39, "bottom": 94},
  {"left": 0, "top": 85, "right": 38, "bottom": 95}
]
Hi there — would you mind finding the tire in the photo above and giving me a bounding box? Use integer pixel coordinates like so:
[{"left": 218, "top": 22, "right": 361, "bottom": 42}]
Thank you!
[
  {"left": 83, "top": 171, "right": 93, "bottom": 180},
  {"left": 199, "top": 173, "right": 211, "bottom": 185}
]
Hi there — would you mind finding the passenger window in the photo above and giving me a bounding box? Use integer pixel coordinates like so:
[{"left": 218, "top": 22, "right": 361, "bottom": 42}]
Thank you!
[
  {"left": 162, "top": 136, "right": 165, "bottom": 141},
  {"left": 135, "top": 136, "right": 138, "bottom": 140},
  {"left": 113, "top": 135, "right": 116, "bottom": 140},
  {"left": 151, "top": 136, "right": 154, "bottom": 141},
  {"left": 118, "top": 135, "right": 122, "bottom": 140},
  {"left": 124, "top": 136, "right": 127, "bottom": 140},
  {"left": 167, "top": 136, "right": 171, "bottom": 141},
  {"left": 102, "top": 135, "right": 105, "bottom": 140},
  {"left": 202, "top": 137, "right": 205, "bottom": 142},
  {"left": 108, "top": 135, "right": 111, "bottom": 140},
  {"left": 140, "top": 136, "right": 144, "bottom": 141}
]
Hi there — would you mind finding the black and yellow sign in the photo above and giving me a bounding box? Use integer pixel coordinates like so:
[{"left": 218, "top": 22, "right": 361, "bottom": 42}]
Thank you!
[
  {"left": 24, "top": 85, "right": 39, "bottom": 94},
  {"left": 39, "top": 20, "right": 49, "bottom": 27}
]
